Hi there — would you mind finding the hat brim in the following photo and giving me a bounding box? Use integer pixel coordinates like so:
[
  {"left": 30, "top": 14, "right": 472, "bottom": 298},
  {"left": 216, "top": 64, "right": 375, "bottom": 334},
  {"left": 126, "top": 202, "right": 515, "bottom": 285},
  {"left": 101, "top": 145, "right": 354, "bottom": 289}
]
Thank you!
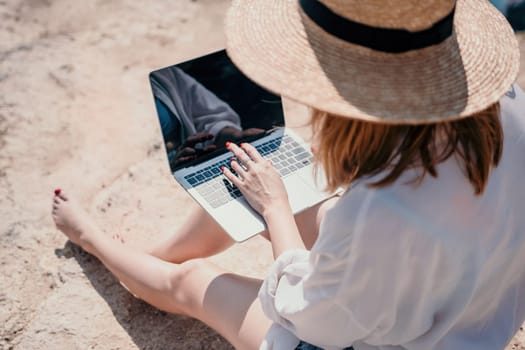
[{"left": 225, "top": 0, "right": 520, "bottom": 124}]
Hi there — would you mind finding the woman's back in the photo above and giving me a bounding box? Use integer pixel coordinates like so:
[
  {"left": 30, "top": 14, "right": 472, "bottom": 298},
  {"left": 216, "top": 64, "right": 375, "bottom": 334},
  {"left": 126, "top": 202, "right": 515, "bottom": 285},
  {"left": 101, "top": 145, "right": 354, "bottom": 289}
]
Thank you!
[{"left": 286, "top": 84, "right": 525, "bottom": 349}]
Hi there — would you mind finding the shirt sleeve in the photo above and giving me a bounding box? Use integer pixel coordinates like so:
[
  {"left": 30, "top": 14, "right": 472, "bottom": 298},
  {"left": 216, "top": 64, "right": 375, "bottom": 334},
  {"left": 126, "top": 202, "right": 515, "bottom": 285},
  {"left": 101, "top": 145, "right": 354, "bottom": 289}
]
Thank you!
[
  {"left": 258, "top": 186, "right": 472, "bottom": 349},
  {"left": 258, "top": 203, "right": 372, "bottom": 348}
]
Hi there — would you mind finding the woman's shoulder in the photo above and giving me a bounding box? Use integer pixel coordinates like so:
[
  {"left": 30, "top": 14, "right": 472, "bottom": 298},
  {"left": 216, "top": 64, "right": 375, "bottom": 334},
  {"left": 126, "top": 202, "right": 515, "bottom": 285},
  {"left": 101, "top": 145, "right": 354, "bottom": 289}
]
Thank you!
[
  {"left": 317, "top": 184, "right": 414, "bottom": 248},
  {"left": 318, "top": 172, "right": 468, "bottom": 247},
  {"left": 496, "top": 83, "right": 525, "bottom": 180},
  {"left": 500, "top": 83, "right": 525, "bottom": 133}
]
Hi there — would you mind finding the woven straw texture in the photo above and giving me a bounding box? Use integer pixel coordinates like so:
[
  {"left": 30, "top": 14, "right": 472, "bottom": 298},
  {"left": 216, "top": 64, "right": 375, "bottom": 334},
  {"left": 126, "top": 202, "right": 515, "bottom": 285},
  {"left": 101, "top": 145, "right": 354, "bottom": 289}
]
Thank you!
[
  {"left": 226, "top": 0, "right": 520, "bottom": 124},
  {"left": 317, "top": 0, "right": 455, "bottom": 30}
]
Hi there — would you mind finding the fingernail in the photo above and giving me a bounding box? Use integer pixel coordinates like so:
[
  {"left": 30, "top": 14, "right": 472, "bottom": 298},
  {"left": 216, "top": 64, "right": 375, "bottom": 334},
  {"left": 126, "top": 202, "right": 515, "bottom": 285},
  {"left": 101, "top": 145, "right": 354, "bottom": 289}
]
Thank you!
[
  {"left": 310, "top": 145, "right": 315, "bottom": 152},
  {"left": 221, "top": 166, "right": 226, "bottom": 172},
  {"left": 230, "top": 157, "right": 236, "bottom": 162},
  {"left": 225, "top": 141, "right": 231, "bottom": 148},
  {"left": 240, "top": 143, "right": 246, "bottom": 147},
  {"left": 54, "top": 188, "right": 61, "bottom": 196}
]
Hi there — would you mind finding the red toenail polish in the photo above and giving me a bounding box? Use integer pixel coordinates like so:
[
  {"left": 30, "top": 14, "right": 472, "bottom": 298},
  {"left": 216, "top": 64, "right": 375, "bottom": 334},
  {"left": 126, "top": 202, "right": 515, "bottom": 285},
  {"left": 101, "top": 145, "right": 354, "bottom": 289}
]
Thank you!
[{"left": 54, "top": 189, "right": 61, "bottom": 196}]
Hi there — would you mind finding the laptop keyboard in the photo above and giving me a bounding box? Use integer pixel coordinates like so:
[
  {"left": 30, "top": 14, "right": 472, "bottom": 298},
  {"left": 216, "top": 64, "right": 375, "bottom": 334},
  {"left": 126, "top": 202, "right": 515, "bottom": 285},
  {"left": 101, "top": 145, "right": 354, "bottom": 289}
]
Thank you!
[{"left": 183, "top": 135, "right": 313, "bottom": 208}]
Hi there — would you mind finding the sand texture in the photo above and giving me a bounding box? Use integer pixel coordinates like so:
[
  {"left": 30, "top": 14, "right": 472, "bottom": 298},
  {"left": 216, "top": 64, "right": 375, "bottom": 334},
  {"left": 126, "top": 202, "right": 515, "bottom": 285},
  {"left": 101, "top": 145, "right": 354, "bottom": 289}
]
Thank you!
[{"left": 1, "top": 0, "right": 524, "bottom": 349}]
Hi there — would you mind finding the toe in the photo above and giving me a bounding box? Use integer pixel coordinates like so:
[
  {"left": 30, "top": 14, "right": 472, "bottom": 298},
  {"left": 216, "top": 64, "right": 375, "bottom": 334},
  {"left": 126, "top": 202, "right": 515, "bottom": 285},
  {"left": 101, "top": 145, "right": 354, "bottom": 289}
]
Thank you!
[{"left": 57, "top": 190, "right": 68, "bottom": 201}]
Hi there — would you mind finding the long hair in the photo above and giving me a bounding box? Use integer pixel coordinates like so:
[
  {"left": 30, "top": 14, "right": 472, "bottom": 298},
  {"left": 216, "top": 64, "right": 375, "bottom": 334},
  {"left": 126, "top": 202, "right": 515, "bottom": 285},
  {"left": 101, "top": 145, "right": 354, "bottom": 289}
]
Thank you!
[{"left": 311, "top": 103, "right": 502, "bottom": 195}]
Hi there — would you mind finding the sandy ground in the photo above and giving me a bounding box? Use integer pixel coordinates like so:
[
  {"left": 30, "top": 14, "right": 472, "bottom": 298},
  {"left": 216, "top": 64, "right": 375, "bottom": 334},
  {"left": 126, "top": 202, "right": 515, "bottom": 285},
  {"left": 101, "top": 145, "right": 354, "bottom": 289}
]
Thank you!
[{"left": 0, "top": 0, "right": 524, "bottom": 349}]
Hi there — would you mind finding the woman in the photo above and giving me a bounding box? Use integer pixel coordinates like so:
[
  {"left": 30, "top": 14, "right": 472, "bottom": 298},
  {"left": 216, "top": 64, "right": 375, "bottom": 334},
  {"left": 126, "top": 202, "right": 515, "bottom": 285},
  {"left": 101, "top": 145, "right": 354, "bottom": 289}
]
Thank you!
[{"left": 52, "top": 0, "right": 525, "bottom": 349}]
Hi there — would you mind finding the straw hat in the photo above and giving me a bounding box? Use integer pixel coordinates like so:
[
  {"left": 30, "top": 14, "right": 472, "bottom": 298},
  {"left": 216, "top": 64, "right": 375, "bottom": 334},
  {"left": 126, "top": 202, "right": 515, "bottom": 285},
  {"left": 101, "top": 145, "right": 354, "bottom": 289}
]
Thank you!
[{"left": 225, "top": 0, "right": 520, "bottom": 124}]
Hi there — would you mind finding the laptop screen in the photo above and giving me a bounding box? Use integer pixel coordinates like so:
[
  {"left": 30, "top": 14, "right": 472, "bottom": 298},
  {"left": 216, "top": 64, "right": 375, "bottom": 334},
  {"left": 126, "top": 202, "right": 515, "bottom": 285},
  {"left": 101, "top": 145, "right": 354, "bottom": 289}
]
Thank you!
[{"left": 149, "top": 50, "right": 284, "bottom": 173}]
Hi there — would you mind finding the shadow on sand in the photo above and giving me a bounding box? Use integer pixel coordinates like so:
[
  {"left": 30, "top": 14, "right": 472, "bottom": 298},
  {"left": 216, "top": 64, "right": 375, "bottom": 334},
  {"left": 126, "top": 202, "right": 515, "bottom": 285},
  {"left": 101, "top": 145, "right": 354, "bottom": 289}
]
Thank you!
[{"left": 55, "top": 241, "right": 233, "bottom": 350}]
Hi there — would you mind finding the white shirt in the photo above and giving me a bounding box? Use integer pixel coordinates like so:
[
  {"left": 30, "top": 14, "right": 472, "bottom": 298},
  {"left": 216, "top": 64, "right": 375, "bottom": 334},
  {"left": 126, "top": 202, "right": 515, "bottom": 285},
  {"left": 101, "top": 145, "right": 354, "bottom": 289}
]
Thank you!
[{"left": 259, "top": 84, "right": 525, "bottom": 350}]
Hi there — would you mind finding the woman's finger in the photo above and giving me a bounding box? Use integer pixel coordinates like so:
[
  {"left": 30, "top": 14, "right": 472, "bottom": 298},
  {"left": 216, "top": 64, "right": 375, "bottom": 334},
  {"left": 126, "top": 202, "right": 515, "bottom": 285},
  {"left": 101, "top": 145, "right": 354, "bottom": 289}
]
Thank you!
[
  {"left": 222, "top": 166, "right": 243, "bottom": 188},
  {"left": 230, "top": 159, "right": 248, "bottom": 179},
  {"left": 178, "top": 147, "right": 197, "bottom": 157},
  {"left": 227, "top": 143, "right": 253, "bottom": 168},
  {"left": 174, "top": 155, "right": 197, "bottom": 165},
  {"left": 240, "top": 143, "right": 264, "bottom": 162},
  {"left": 184, "top": 133, "right": 214, "bottom": 147},
  {"left": 202, "top": 144, "right": 217, "bottom": 153}
]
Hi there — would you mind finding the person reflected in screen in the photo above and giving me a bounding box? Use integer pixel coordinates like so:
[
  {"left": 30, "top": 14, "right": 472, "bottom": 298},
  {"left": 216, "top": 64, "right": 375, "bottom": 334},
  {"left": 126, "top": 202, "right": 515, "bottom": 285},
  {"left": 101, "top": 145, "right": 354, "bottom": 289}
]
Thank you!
[{"left": 151, "top": 66, "right": 263, "bottom": 168}]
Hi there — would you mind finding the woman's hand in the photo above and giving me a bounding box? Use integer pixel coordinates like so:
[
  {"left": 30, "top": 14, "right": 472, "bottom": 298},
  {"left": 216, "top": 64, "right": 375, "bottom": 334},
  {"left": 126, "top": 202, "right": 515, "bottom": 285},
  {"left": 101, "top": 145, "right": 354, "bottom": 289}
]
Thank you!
[
  {"left": 222, "top": 142, "right": 289, "bottom": 218},
  {"left": 223, "top": 142, "right": 305, "bottom": 257}
]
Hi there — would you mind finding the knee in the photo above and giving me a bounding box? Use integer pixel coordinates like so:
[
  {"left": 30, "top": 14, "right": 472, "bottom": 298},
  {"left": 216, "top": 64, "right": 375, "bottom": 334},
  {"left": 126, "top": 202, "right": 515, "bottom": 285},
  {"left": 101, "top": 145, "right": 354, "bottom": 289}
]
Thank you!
[{"left": 167, "top": 258, "right": 213, "bottom": 313}]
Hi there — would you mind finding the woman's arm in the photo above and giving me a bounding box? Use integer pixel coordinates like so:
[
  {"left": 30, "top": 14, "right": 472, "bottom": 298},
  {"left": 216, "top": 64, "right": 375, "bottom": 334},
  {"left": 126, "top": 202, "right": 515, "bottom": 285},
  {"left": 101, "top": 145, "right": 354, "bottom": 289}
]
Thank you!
[
  {"left": 263, "top": 202, "right": 305, "bottom": 258},
  {"left": 222, "top": 142, "right": 305, "bottom": 258}
]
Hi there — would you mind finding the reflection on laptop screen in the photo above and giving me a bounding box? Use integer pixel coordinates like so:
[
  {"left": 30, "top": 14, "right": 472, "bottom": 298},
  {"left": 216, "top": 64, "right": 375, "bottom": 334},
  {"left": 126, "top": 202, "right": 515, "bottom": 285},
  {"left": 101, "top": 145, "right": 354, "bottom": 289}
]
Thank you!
[{"left": 149, "top": 50, "right": 284, "bottom": 173}]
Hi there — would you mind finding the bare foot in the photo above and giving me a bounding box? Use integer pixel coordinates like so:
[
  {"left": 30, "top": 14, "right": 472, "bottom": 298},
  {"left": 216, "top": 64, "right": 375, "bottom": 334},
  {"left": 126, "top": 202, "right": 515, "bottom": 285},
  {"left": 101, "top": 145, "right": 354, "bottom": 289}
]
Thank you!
[{"left": 52, "top": 190, "right": 102, "bottom": 254}]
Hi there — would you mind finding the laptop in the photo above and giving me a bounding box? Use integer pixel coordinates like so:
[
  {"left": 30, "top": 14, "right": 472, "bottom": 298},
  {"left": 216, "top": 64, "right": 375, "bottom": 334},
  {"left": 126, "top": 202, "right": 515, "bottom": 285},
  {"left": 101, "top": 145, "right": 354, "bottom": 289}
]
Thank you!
[{"left": 149, "top": 50, "right": 334, "bottom": 242}]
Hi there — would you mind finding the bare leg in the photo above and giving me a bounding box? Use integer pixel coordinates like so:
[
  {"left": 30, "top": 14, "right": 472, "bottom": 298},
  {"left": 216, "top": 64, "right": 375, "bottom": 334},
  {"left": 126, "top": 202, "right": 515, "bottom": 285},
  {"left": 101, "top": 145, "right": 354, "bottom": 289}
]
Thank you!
[
  {"left": 52, "top": 191, "right": 271, "bottom": 349},
  {"left": 149, "top": 200, "right": 236, "bottom": 263},
  {"left": 53, "top": 192, "right": 185, "bottom": 312},
  {"left": 150, "top": 196, "right": 340, "bottom": 263},
  {"left": 172, "top": 260, "right": 272, "bottom": 350}
]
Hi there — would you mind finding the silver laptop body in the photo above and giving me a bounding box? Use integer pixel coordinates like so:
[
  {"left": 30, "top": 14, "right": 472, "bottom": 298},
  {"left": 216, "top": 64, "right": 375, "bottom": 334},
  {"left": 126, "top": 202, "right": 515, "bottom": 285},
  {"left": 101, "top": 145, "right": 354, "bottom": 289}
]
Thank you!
[{"left": 150, "top": 50, "right": 333, "bottom": 242}]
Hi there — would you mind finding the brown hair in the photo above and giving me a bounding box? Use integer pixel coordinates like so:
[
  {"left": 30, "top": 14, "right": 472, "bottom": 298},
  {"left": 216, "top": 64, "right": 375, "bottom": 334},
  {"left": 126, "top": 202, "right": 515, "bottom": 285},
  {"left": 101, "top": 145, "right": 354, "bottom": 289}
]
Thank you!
[{"left": 311, "top": 103, "right": 502, "bottom": 195}]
